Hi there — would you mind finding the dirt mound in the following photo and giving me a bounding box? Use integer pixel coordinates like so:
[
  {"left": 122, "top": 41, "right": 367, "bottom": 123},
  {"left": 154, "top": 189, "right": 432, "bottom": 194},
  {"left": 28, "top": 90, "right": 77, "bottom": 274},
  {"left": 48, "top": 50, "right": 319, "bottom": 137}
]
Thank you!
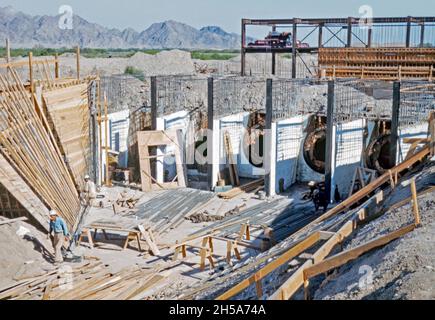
[
  {"left": 313, "top": 164, "right": 435, "bottom": 300},
  {"left": 0, "top": 218, "right": 54, "bottom": 289}
]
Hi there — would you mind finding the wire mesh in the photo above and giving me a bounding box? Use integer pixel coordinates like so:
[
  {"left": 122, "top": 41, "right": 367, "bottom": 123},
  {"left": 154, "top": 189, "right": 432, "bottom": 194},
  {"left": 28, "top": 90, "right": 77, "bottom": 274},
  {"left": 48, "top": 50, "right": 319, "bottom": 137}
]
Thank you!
[
  {"left": 399, "top": 81, "right": 435, "bottom": 128},
  {"left": 213, "top": 76, "right": 266, "bottom": 118},
  {"left": 155, "top": 75, "right": 207, "bottom": 117},
  {"left": 333, "top": 79, "right": 393, "bottom": 124},
  {"left": 100, "top": 74, "right": 149, "bottom": 113},
  {"left": 272, "top": 79, "right": 328, "bottom": 121}
]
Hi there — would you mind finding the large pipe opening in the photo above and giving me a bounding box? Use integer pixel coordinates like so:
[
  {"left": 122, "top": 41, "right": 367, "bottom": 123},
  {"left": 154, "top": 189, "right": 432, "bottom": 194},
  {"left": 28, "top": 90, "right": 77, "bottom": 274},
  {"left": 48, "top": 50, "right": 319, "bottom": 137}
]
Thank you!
[
  {"left": 364, "top": 121, "right": 395, "bottom": 175},
  {"left": 244, "top": 112, "right": 265, "bottom": 168},
  {"left": 303, "top": 116, "right": 327, "bottom": 174}
]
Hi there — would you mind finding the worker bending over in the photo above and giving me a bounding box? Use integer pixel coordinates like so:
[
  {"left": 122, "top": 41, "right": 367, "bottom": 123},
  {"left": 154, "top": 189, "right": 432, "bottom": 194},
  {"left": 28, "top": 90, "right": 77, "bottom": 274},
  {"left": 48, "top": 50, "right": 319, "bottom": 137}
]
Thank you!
[
  {"left": 47, "top": 210, "right": 69, "bottom": 264},
  {"left": 83, "top": 174, "right": 97, "bottom": 206}
]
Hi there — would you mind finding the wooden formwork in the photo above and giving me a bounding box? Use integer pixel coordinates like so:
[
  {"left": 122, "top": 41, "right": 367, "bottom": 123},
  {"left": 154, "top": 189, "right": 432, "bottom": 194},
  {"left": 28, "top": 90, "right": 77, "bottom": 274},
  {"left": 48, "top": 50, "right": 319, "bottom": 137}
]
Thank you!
[
  {"left": 42, "top": 83, "right": 91, "bottom": 190},
  {"left": 319, "top": 47, "right": 435, "bottom": 80},
  {"left": 0, "top": 68, "right": 81, "bottom": 230}
]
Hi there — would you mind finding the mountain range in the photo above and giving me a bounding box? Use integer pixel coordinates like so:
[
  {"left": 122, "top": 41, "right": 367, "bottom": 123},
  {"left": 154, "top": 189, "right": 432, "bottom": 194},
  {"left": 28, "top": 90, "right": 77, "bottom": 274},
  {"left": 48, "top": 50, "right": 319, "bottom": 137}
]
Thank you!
[{"left": 0, "top": 6, "right": 251, "bottom": 49}]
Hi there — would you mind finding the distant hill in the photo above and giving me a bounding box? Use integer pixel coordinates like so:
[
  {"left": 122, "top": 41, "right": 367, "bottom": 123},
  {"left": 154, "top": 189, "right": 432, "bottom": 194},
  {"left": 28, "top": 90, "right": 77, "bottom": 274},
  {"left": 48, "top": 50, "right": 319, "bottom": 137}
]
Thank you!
[{"left": 0, "top": 6, "right": 252, "bottom": 49}]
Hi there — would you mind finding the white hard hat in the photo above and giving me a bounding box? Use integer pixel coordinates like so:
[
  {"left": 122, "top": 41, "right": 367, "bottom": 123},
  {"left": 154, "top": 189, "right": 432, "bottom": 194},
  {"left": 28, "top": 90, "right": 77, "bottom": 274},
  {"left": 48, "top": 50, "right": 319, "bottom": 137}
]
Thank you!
[
  {"left": 84, "top": 175, "right": 90, "bottom": 180},
  {"left": 49, "top": 210, "right": 58, "bottom": 216}
]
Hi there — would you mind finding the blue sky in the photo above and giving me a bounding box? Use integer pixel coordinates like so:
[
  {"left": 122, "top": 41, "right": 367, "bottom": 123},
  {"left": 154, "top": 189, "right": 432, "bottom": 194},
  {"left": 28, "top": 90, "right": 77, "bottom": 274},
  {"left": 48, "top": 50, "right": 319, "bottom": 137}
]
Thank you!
[{"left": 2, "top": 0, "right": 434, "bottom": 37}]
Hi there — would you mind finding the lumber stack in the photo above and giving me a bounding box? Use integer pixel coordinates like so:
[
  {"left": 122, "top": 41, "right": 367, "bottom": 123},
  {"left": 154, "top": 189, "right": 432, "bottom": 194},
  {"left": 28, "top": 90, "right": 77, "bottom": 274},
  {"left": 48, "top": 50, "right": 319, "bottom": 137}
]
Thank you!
[
  {"left": 0, "top": 261, "right": 167, "bottom": 300},
  {"left": 0, "top": 68, "right": 80, "bottom": 230},
  {"left": 319, "top": 47, "right": 435, "bottom": 80},
  {"left": 218, "top": 178, "right": 264, "bottom": 199},
  {"left": 42, "top": 83, "right": 91, "bottom": 190}
]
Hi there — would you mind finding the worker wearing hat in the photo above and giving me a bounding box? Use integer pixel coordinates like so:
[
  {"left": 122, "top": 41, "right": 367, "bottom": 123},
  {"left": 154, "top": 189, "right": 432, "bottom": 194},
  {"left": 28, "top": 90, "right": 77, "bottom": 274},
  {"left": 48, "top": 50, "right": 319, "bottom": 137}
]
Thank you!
[
  {"left": 82, "top": 174, "right": 97, "bottom": 206},
  {"left": 47, "top": 210, "right": 69, "bottom": 264}
]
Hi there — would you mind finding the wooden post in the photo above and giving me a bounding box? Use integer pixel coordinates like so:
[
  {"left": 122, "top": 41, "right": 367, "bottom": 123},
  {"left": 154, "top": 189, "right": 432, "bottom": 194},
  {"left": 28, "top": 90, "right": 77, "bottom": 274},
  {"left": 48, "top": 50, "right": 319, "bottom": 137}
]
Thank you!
[
  {"left": 104, "top": 92, "right": 110, "bottom": 186},
  {"left": 54, "top": 53, "right": 59, "bottom": 79},
  {"left": 28, "top": 51, "right": 34, "bottom": 100},
  {"left": 410, "top": 179, "right": 421, "bottom": 226},
  {"left": 76, "top": 46, "right": 80, "bottom": 80},
  {"left": 5, "top": 38, "right": 11, "bottom": 63}
]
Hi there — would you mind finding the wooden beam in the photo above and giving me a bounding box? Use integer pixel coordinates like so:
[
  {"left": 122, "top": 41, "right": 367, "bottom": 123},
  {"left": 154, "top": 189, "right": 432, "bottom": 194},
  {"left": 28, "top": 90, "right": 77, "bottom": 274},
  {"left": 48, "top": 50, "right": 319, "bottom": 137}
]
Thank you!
[
  {"left": 269, "top": 220, "right": 355, "bottom": 300},
  {"left": 76, "top": 46, "right": 80, "bottom": 80},
  {"left": 0, "top": 217, "right": 28, "bottom": 226},
  {"left": 303, "top": 224, "right": 415, "bottom": 280},
  {"left": 302, "top": 146, "right": 429, "bottom": 228},
  {"left": 410, "top": 179, "right": 421, "bottom": 226},
  {"left": 216, "top": 231, "right": 321, "bottom": 300}
]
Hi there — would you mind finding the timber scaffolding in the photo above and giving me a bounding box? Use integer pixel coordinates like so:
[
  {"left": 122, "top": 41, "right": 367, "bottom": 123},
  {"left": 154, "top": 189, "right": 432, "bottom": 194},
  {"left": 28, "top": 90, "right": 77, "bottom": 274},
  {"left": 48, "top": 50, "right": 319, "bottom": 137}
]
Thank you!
[
  {"left": 240, "top": 16, "right": 435, "bottom": 79},
  {"left": 0, "top": 45, "right": 101, "bottom": 232}
]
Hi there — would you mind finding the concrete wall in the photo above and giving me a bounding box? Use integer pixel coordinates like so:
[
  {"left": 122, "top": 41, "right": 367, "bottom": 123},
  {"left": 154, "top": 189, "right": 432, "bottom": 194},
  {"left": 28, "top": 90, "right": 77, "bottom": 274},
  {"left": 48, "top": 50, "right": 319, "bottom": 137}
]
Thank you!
[
  {"left": 275, "top": 116, "right": 305, "bottom": 192},
  {"left": 108, "top": 110, "right": 130, "bottom": 168},
  {"left": 331, "top": 119, "right": 366, "bottom": 199},
  {"left": 157, "top": 111, "right": 190, "bottom": 182},
  {"left": 219, "top": 113, "right": 264, "bottom": 179}
]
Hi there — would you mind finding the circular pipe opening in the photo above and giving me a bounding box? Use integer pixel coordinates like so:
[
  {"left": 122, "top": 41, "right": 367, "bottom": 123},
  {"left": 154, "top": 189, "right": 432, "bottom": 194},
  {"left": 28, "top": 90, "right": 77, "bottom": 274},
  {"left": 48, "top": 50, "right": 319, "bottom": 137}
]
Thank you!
[
  {"left": 303, "top": 127, "right": 326, "bottom": 174},
  {"left": 365, "top": 133, "right": 394, "bottom": 175}
]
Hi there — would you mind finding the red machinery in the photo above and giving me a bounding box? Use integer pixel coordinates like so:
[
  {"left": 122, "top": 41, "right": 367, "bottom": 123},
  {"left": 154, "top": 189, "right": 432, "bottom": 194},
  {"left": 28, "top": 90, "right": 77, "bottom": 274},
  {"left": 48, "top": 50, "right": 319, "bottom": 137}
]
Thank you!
[{"left": 248, "top": 31, "right": 309, "bottom": 48}]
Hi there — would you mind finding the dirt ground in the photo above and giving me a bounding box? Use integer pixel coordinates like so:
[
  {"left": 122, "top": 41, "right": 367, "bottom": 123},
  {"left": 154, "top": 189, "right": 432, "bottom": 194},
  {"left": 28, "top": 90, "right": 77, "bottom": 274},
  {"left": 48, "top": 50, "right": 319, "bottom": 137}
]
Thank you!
[{"left": 312, "top": 165, "right": 435, "bottom": 300}]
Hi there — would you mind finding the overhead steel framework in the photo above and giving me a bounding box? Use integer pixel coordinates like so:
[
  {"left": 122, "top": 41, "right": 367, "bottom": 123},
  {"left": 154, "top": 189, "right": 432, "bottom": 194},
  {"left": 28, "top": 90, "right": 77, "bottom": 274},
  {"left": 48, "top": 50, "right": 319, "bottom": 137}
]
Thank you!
[{"left": 241, "top": 16, "right": 435, "bottom": 78}]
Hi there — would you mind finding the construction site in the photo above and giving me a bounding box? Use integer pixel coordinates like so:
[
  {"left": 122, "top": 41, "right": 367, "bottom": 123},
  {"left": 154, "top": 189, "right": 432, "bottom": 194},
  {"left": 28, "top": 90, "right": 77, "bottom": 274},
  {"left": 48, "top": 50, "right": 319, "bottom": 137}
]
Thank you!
[{"left": 0, "top": 14, "right": 434, "bottom": 302}]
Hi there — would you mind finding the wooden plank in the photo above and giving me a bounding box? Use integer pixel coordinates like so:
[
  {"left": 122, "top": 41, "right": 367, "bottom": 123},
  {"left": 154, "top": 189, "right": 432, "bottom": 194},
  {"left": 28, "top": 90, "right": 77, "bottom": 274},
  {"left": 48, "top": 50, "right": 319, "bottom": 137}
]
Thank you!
[
  {"left": 410, "top": 179, "right": 421, "bottom": 226},
  {"left": 269, "top": 220, "right": 355, "bottom": 300},
  {"left": 303, "top": 224, "right": 415, "bottom": 280},
  {"left": 216, "top": 231, "right": 321, "bottom": 300},
  {"left": 0, "top": 217, "right": 28, "bottom": 226}
]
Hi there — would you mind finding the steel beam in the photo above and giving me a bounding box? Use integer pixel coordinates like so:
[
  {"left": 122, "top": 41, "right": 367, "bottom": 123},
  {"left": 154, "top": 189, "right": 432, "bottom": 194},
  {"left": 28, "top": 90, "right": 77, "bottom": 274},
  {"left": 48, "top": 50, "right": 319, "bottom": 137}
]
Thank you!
[
  {"left": 406, "top": 16, "right": 412, "bottom": 48},
  {"left": 292, "top": 19, "right": 298, "bottom": 78},
  {"left": 347, "top": 17, "right": 353, "bottom": 47},
  {"left": 241, "top": 19, "right": 247, "bottom": 76}
]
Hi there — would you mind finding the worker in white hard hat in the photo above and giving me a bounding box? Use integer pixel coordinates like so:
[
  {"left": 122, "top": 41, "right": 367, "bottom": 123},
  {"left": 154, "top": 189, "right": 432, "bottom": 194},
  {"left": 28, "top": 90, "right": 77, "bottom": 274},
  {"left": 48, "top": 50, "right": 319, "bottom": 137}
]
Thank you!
[
  {"left": 82, "top": 174, "right": 97, "bottom": 206},
  {"left": 47, "top": 210, "right": 69, "bottom": 264}
]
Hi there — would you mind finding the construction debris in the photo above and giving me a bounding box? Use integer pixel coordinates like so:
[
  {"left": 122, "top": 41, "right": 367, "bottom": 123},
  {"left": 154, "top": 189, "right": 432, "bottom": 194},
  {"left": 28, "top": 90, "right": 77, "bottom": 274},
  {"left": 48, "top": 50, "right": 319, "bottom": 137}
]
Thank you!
[
  {"left": 0, "top": 261, "right": 169, "bottom": 300},
  {"left": 186, "top": 204, "right": 246, "bottom": 223}
]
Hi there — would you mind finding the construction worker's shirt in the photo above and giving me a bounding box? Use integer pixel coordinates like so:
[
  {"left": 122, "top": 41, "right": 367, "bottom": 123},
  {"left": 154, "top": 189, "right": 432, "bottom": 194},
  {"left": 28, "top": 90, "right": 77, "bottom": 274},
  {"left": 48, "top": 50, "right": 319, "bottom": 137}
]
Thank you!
[
  {"left": 84, "top": 180, "right": 97, "bottom": 198},
  {"left": 49, "top": 217, "right": 69, "bottom": 236}
]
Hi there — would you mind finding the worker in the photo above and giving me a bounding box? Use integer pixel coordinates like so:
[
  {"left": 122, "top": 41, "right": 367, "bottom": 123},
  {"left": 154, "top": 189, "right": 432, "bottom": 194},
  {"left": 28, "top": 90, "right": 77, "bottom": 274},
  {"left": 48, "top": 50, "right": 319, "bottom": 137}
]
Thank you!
[
  {"left": 83, "top": 174, "right": 97, "bottom": 206},
  {"left": 47, "top": 210, "right": 69, "bottom": 264}
]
